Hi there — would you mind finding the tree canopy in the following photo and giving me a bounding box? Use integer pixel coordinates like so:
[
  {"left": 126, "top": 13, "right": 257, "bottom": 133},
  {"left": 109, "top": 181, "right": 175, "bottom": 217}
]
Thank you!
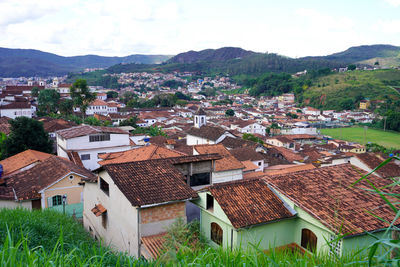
[
  {"left": 1, "top": 117, "right": 53, "bottom": 159},
  {"left": 70, "top": 79, "right": 96, "bottom": 117}
]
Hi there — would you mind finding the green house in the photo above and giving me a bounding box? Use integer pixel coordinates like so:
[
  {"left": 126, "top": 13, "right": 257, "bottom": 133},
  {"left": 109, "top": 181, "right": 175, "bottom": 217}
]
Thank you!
[{"left": 192, "top": 164, "right": 396, "bottom": 256}]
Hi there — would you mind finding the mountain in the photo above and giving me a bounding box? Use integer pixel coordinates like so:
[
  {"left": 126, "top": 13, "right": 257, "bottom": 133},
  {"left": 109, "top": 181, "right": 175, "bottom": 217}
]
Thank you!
[
  {"left": 302, "top": 44, "right": 400, "bottom": 64},
  {"left": 167, "top": 47, "right": 255, "bottom": 64},
  {"left": 0, "top": 47, "right": 172, "bottom": 77}
]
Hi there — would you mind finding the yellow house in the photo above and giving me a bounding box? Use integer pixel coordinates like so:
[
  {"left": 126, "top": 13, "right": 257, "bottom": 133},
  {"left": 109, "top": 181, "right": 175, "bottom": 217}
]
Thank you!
[
  {"left": 0, "top": 154, "right": 94, "bottom": 215},
  {"left": 359, "top": 100, "right": 370, "bottom": 110}
]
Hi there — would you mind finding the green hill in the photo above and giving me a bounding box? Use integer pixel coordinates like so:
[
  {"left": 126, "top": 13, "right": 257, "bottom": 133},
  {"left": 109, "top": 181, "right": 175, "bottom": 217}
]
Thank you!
[
  {"left": 302, "top": 69, "right": 400, "bottom": 110},
  {"left": 0, "top": 47, "right": 172, "bottom": 77}
]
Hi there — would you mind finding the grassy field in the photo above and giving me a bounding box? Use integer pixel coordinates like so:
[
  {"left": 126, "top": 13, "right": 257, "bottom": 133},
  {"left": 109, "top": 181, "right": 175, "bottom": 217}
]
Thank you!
[{"left": 321, "top": 127, "right": 400, "bottom": 149}]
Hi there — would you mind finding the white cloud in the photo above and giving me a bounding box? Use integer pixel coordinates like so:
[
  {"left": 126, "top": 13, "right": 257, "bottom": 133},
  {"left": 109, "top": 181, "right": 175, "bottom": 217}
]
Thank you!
[
  {"left": 384, "top": 0, "right": 400, "bottom": 7},
  {"left": 372, "top": 19, "right": 400, "bottom": 34}
]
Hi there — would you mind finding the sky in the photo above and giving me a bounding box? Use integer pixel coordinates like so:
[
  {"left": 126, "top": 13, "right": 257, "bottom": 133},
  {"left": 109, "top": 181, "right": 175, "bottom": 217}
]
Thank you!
[{"left": 0, "top": 0, "right": 399, "bottom": 58}]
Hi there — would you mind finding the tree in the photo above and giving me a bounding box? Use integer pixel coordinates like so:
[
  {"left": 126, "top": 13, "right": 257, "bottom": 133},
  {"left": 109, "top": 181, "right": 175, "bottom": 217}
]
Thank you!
[
  {"left": 31, "top": 86, "right": 40, "bottom": 97},
  {"left": 339, "top": 98, "right": 354, "bottom": 110},
  {"left": 59, "top": 99, "right": 74, "bottom": 115},
  {"left": 119, "top": 117, "right": 138, "bottom": 128},
  {"left": 242, "top": 133, "right": 263, "bottom": 144},
  {"left": 70, "top": 79, "right": 96, "bottom": 118},
  {"left": 37, "top": 89, "right": 60, "bottom": 115},
  {"left": 1, "top": 117, "right": 53, "bottom": 159},
  {"left": 347, "top": 64, "right": 356, "bottom": 71},
  {"left": 107, "top": 91, "right": 119, "bottom": 99},
  {"left": 225, "top": 109, "right": 235, "bottom": 116}
]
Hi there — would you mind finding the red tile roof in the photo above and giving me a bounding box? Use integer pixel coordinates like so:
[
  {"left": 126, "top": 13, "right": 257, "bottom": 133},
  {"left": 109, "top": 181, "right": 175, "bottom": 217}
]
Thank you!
[
  {"left": 194, "top": 144, "right": 244, "bottom": 171},
  {"left": 141, "top": 232, "right": 167, "bottom": 259},
  {"left": 264, "top": 164, "right": 400, "bottom": 235},
  {"left": 0, "top": 149, "right": 52, "bottom": 176},
  {"left": 99, "top": 144, "right": 186, "bottom": 165},
  {"left": 355, "top": 153, "right": 400, "bottom": 178},
  {"left": 0, "top": 156, "right": 95, "bottom": 201},
  {"left": 91, "top": 204, "right": 107, "bottom": 217},
  {"left": 101, "top": 159, "right": 198, "bottom": 206},
  {"left": 208, "top": 179, "right": 294, "bottom": 228},
  {"left": 56, "top": 125, "right": 127, "bottom": 139}
]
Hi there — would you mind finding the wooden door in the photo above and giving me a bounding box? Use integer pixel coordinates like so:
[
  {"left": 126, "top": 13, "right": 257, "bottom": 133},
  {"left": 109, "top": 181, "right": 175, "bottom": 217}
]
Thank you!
[
  {"left": 31, "top": 199, "right": 41, "bottom": 210},
  {"left": 301, "top": 228, "right": 317, "bottom": 252}
]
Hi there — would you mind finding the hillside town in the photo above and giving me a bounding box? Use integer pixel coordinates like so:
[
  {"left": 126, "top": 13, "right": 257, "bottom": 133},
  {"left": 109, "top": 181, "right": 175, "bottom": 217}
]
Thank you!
[{"left": 0, "top": 71, "right": 398, "bottom": 260}]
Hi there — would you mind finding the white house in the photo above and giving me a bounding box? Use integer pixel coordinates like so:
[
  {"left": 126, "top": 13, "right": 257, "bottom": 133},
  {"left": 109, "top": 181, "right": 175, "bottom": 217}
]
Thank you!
[
  {"left": 96, "top": 93, "right": 107, "bottom": 101},
  {"left": 186, "top": 108, "right": 236, "bottom": 145},
  {"left": 86, "top": 99, "right": 108, "bottom": 116},
  {"left": 302, "top": 107, "right": 321, "bottom": 116},
  {"left": 231, "top": 120, "right": 266, "bottom": 136},
  {"left": 56, "top": 125, "right": 132, "bottom": 170},
  {"left": 0, "top": 102, "right": 33, "bottom": 119}
]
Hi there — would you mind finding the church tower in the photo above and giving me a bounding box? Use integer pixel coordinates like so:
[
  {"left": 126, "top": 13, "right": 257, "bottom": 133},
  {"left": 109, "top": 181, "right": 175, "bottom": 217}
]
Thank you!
[{"left": 194, "top": 107, "right": 207, "bottom": 128}]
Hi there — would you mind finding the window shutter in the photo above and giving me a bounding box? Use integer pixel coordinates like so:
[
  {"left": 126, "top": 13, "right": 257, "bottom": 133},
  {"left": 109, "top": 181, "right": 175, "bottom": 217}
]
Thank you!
[{"left": 47, "top": 197, "right": 52, "bottom": 208}]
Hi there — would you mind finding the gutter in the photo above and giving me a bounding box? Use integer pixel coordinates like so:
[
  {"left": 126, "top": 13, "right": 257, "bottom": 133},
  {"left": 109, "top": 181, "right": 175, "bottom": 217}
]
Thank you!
[{"left": 140, "top": 197, "right": 198, "bottom": 209}]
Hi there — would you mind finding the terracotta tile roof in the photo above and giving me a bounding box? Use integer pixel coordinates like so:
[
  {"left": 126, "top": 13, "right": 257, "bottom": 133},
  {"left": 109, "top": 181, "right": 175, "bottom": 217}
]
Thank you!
[
  {"left": 208, "top": 179, "right": 294, "bottom": 229},
  {"left": 355, "top": 153, "right": 400, "bottom": 178},
  {"left": 194, "top": 144, "right": 244, "bottom": 171},
  {"left": 264, "top": 164, "right": 400, "bottom": 235},
  {"left": 101, "top": 160, "right": 198, "bottom": 206},
  {"left": 264, "top": 164, "right": 315, "bottom": 175},
  {"left": 141, "top": 232, "right": 167, "bottom": 259},
  {"left": 267, "top": 136, "right": 293, "bottom": 144},
  {"left": 90, "top": 99, "right": 107, "bottom": 106},
  {"left": 67, "top": 151, "right": 84, "bottom": 167},
  {"left": 56, "top": 125, "right": 127, "bottom": 139},
  {"left": 243, "top": 171, "right": 265, "bottom": 179},
  {"left": 241, "top": 160, "right": 258, "bottom": 172},
  {"left": 99, "top": 144, "right": 187, "bottom": 165},
  {"left": 217, "top": 136, "right": 257, "bottom": 149},
  {"left": 0, "top": 149, "right": 52, "bottom": 176},
  {"left": 43, "top": 119, "right": 76, "bottom": 133},
  {"left": 284, "top": 134, "right": 317, "bottom": 140},
  {"left": 0, "top": 117, "right": 11, "bottom": 135},
  {"left": 195, "top": 107, "right": 207, "bottom": 115},
  {"left": 230, "top": 147, "right": 265, "bottom": 162},
  {"left": 0, "top": 102, "right": 31, "bottom": 109},
  {"left": 91, "top": 204, "right": 107, "bottom": 217},
  {"left": 187, "top": 125, "right": 229, "bottom": 141},
  {"left": 268, "top": 146, "right": 303, "bottom": 162},
  {"left": 0, "top": 156, "right": 95, "bottom": 201}
]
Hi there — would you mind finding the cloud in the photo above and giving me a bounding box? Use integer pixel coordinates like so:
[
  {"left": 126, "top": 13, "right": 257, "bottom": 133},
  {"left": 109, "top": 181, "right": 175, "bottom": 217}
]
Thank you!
[
  {"left": 372, "top": 19, "right": 400, "bottom": 34},
  {"left": 384, "top": 0, "right": 400, "bottom": 7}
]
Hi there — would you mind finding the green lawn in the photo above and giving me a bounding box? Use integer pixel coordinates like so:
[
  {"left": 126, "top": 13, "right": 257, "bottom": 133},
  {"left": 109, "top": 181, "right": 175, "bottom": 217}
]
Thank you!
[{"left": 321, "top": 127, "right": 400, "bottom": 149}]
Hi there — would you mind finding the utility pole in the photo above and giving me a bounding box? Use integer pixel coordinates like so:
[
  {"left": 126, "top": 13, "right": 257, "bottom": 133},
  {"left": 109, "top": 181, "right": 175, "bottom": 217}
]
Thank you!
[
  {"left": 364, "top": 126, "right": 368, "bottom": 145},
  {"left": 384, "top": 116, "right": 387, "bottom": 132}
]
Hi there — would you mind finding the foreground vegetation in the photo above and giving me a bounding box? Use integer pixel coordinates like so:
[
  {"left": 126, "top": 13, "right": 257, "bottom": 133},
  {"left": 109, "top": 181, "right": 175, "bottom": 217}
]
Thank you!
[{"left": 321, "top": 126, "right": 400, "bottom": 149}]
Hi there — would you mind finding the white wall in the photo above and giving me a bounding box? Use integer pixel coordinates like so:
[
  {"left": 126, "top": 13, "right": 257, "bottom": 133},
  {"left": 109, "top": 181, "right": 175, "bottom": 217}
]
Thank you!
[
  {"left": 64, "top": 133, "right": 130, "bottom": 150},
  {"left": 212, "top": 169, "right": 243, "bottom": 184},
  {"left": 0, "top": 108, "right": 32, "bottom": 119},
  {"left": 83, "top": 172, "right": 140, "bottom": 256},
  {"left": 186, "top": 134, "right": 215, "bottom": 146},
  {"left": 0, "top": 200, "right": 32, "bottom": 209}
]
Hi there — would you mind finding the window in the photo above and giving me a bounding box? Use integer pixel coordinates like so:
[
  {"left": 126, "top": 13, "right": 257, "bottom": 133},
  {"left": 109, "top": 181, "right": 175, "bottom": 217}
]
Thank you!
[
  {"left": 190, "top": 172, "right": 211, "bottom": 187},
  {"left": 100, "top": 177, "right": 110, "bottom": 196},
  {"left": 47, "top": 194, "right": 66, "bottom": 207},
  {"left": 301, "top": 228, "right": 317, "bottom": 253},
  {"left": 89, "top": 133, "right": 110, "bottom": 142},
  {"left": 102, "top": 212, "right": 108, "bottom": 228},
  {"left": 68, "top": 175, "right": 74, "bottom": 181},
  {"left": 258, "top": 162, "right": 262, "bottom": 166},
  {"left": 206, "top": 194, "right": 214, "bottom": 211},
  {"left": 329, "top": 235, "right": 342, "bottom": 256},
  {"left": 81, "top": 154, "right": 90, "bottom": 160},
  {"left": 211, "top": 222, "right": 223, "bottom": 245}
]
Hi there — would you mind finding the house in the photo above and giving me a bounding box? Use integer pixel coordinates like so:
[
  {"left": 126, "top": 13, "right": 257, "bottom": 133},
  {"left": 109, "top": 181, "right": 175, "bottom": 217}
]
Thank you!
[
  {"left": 186, "top": 108, "right": 235, "bottom": 145},
  {"left": 350, "top": 153, "right": 400, "bottom": 178},
  {"left": 96, "top": 93, "right": 107, "bottom": 101},
  {"left": 265, "top": 136, "right": 295, "bottom": 150},
  {"left": 230, "top": 147, "right": 266, "bottom": 172},
  {"left": 56, "top": 125, "right": 132, "bottom": 170},
  {"left": 339, "top": 144, "right": 366, "bottom": 154},
  {"left": 86, "top": 99, "right": 108, "bottom": 116},
  {"left": 193, "top": 144, "right": 244, "bottom": 183},
  {"left": 193, "top": 179, "right": 296, "bottom": 250},
  {"left": 231, "top": 120, "right": 266, "bottom": 136},
  {"left": 359, "top": 100, "right": 370, "bottom": 110},
  {"left": 0, "top": 154, "right": 94, "bottom": 216},
  {"left": 82, "top": 154, "right": 219, "bottom": 258},
  {"left": 0, "top": 102, "right": 33, "bottom": 119},
  {"left": 0, "top": 149, "right": 52, "bottom": 177},
  {"left": 195, "top": 164, "right": 400, "bottom": 256}
]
